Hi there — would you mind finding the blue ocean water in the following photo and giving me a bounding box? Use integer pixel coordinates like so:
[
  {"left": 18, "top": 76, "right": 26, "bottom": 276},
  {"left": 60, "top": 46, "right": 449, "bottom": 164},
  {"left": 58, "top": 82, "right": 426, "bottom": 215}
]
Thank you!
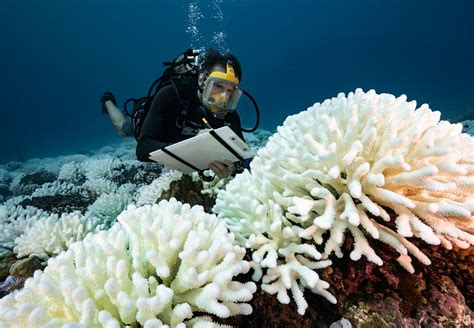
[{"left": 1, "top": 0, "right": 472, "bottom": 164}]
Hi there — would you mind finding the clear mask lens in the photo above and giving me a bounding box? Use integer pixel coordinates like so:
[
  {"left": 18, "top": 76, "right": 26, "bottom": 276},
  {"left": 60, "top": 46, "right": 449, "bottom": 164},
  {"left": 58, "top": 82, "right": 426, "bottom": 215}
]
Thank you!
[{"left": 202, "top": 78, "right": 242, "bottom": 112}]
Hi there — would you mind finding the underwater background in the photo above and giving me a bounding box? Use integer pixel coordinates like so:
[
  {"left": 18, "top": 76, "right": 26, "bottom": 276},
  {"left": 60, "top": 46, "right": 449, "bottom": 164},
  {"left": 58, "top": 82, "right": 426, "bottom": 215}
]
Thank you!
[
  {"left": 1, "top": 0, "right": 473, "bottom": 163},
  {"left": 1, "top": 1, "right": 474, "bottom": 326}
]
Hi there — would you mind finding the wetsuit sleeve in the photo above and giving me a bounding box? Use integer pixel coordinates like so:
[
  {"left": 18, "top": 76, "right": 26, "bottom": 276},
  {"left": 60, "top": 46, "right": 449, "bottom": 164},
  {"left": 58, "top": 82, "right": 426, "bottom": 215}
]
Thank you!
[{"left": 136, "top": 85, "right": 178, "bottom": 162}]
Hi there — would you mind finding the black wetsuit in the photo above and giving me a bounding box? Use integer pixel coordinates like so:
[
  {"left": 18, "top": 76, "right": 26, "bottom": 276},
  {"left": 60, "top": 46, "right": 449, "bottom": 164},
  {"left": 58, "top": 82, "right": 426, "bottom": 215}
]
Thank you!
[{"left": 136, "top": 77, "right": 246, "bottom": 163}]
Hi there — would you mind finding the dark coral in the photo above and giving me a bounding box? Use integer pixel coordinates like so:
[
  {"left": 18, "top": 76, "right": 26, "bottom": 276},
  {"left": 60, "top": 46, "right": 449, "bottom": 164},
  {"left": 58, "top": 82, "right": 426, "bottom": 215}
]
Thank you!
[
  {"left": 156, "top": 174, "right": 216, "bottom": 213},
  {"left": 212, "top": 235, "right": 473, "bottom": 327},
  {"left": 19, "top": 170, "right": 57, "bottom": 186},
  {"left": 319, "top": 237, "right": 473, "bottom": 327},
  {"left": 0, "top": 275, "right": 29, "bottom": 298},
  {"left": 0, "top": 183, "right": 12, "bottom": 202},
  {"left": 19, "top": 192, "right": 97, "bottom": 215},
  {"left": 9, "top": 256, "right": 44, "bottom": 277},
  {"left": 110, "top": 164, "right": 163, "bottom": 186},
  {"left": 12, "top": 170, "right": 57, "bottom": 196},
  {"left": 0, "top": 251, "right": 17, "bottom": 282},
  {"left": 201, "top": 251, "right": 341, "bottom": 328},
  {"left": 222, "top": 287, "right": 338, "bottom": 328},
  {"left": 5, "top": 162, "right": 21, "bottom": 171}
]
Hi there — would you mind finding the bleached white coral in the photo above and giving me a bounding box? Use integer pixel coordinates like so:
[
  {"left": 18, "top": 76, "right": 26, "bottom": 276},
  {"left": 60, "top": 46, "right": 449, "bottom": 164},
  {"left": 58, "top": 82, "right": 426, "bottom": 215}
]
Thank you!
[
  {"left": 135, "top": 170, "right": 183, "bottom": 206},
  {"left": 117, "top": 182, "right": 138, "bottom": 196},
  {"left": 0, "top": 204, "right": 8, "bottom": 220},
  {"left": 214, "top": 89, "right": 474, "bottom": 312},
  {"left": 14, "top": 211, "right": 101, "bottom": 261},
  {"left": 58, "top": 161, "right": 84, "bottom": 183},
  {"left": 0, "top": 167, "right": 13, "bottom": 185},
  {"left": 243, "top": 128, "right": 273, "bottom": 151},
  {"left": 83, "top": 177, "right": 118, "bottom": 195},
  {"left": 31, "top": 180, "right": 85, "bottom": 198},
  {"left": 8, "top": 174, "right": 25, "bottom": 194},
  {"left": 0, "top": 204, "right": 48, "bottom": 251},
  {"left": 191, "top": 171, "right": 233, "bottom": 196},
  {"left": 85, "top": 191, "right": 132, "bottom": 228},
  {"left": 83, "top": 155, "right": 120, "bottom": 181},
  {"left": 214, "top": 170, "right": 335, "bottom": 315},
  {"left": 0, "top": 199, "right": 256, "bottom": 327}
]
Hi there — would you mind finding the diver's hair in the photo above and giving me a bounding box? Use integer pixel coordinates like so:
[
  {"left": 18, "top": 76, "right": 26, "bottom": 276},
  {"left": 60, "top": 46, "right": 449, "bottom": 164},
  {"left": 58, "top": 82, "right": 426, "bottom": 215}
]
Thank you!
[{"left": 200, "top": 48, "right": 243, "bottom": 82}]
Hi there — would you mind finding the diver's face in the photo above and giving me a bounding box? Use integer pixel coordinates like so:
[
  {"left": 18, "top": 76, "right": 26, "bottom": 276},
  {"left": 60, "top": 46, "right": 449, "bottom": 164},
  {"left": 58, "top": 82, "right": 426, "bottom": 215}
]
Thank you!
[
  {"left": 207, "top": 64, "right": 236, "bottom": 103},
  {"left": 211, "top": 80, "right": 235, "bottom": 95}
]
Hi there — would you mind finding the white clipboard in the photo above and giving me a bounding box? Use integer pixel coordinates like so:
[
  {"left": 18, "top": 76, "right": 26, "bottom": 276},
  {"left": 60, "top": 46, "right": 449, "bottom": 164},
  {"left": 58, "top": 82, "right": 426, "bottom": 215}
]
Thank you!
[{"left": 149, "top": 126, "right": 255, "bottom": 173}]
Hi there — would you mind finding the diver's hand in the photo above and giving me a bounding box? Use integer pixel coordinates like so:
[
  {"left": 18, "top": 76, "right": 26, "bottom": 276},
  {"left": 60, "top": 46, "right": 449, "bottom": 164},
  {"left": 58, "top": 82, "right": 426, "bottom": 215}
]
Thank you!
[{"left": 208, "top": 160, "right": 235, "bottom": 178}]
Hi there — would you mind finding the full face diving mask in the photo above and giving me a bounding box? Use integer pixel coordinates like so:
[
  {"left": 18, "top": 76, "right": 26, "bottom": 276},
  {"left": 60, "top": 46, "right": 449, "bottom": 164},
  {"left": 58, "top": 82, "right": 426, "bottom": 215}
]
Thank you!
[{"left": 201, "top": 61, "right": 243, "bottom": 116}]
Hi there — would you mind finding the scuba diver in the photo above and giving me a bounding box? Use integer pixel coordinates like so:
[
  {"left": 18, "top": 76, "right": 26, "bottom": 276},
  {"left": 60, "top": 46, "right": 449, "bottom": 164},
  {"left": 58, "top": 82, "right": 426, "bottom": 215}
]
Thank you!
[{"left": 100, "top": 48, "right": 260, "bottom": 179}]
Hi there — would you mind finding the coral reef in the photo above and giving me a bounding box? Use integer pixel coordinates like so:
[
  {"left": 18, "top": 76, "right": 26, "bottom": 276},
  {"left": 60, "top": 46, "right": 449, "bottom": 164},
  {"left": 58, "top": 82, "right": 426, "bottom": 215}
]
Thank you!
[
  {"left": 218, "top": 239, "right": 472, "bottom": 327},
  {"left": 0, "top": 199, "right": 256, "bottom": 327},
  {"left": 0, "top": 205, "right": 48, "bottom": 255},
  {"left": 0, "top": 100, "right": 471, "bottom": 327},
  {"left": 19, "top": 192, "right": 97, "bottom": 215},
  {"left": 0, "top": 251, "right": 16, "bottom": 281},
  {"left": 57, "top": 162, "right": 86, "bottom": 184},
  {"left": 18, "top": 170, "right": 57, "bottom": 187},
  {"left": 243, "top": 129, "right": 274, "bottom": 151},
  {"left": 322, "top": 238, "right": 473, "bottom": 327},
  {"left": 109, "top": 162, "right": 163, "bottom": 186},
  {"left": 10, "top": 170, "right": 57, "bottom": 196},
  {"left": 13, "top": 211, "right": 102, "bottom": 261},
  {"left": 461, "top": 120, "right": 474, "bottom": 135},
  {"left": 214, "top": 89, "right": 474, "bottom": 313},
  {"left": 135, "top": 169, "right": 183, "bottom": 206},
  {"left": 85, "top": 191, "right": 132, "bottom": 227}
]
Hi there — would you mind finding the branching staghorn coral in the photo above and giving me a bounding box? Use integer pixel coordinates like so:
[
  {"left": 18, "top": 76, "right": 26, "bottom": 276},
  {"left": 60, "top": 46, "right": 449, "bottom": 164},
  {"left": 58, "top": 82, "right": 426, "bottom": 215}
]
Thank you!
[
  {"left": 83, "top": 177, "right": 118, "bottom": 195},
  {"left": 85, "top": 191, "right": 132, "bottom": 228},
  {"left": 12, "top": 191, "right": 133, "bottom": 262},
  {"left": 192, "top": 171, "right": 233, "bottom": 196},
  {"left": 0, "top": 204, "right": 48, "bottom": 255},
  {"left": 83, "top": 155, "right": 120, "bottom": 181},
  {"left": 214, "top": 89, "right": 474, "bottom": 314},
  {"left": 58, "top": 161, "right": 85, "bottom": 183},
  {"left": 31, "top": 180, "right": 87, "bottom": 198},
  {"left": 14, "top": 211, "right": 102, "bottom": 261},
  {"left": 214, "top": 170, "right": 335, "bottom": 315},
  {"left": 0, "top": 199, "right": 256, "bottom": 327}
]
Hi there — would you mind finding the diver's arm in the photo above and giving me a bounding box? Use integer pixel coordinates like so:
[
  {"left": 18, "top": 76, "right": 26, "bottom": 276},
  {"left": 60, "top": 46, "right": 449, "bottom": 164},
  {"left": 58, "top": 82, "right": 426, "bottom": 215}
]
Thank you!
[
  {"left": 135, "top": 138, "right": 168, "bottom": 162},
  {"left": 136, "top": 86, "right": 177, "bottom": 162}
]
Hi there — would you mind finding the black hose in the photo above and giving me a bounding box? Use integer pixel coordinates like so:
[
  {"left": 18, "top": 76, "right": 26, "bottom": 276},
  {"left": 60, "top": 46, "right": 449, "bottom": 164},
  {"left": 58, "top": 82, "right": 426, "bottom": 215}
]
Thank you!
[
  {"left": 241, "top": 89, "right": 260, "bottom": 133},
  {"left": 123, "top": 98, "right": 140, "bottom": 117}
]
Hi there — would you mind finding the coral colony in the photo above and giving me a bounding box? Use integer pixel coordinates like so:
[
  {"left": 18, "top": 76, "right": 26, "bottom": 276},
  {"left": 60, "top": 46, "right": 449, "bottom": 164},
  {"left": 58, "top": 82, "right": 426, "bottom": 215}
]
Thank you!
[{"left": 0, "top": 89, "right": 472, "bottom": 326}]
